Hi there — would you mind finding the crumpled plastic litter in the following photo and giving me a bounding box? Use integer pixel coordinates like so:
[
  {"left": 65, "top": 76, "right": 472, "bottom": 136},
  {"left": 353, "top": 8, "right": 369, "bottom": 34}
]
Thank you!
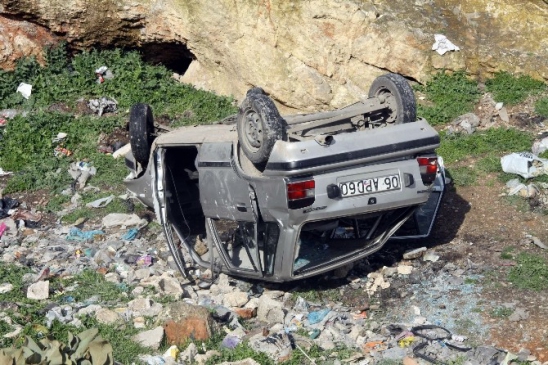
[
  {"left": 138, "top": 355, "right": 165, "bottom": 365},
  {"left": 501, "top": 152, "right": 548, "bottom": 179},
  {"left": 0, "top": 197, "right": 19, "bottom": 219},
  {"left": 121, "top": 227, "right": 139, "bottom": 241},
  {"left": 308, "top": 308, "right": 330, "bottom": 324},
  {"left": 16, "top": 82, "right": 32, "bottom": 99},
  {"left": 0, "top": 222, "right": 7, "bottom": 238},
  {"left": 293, "top": 296, "right": 309, "bottom": 313},
  {"left": 532, "top": 136, "right": 548, "bottom": 155},
  {"left": 95, "top": 66, "right": 114, "bottom": 84},
  {"left": 52, "top": 132, "right": 67, "bottom": 143},
  {"left": 102, "top": 213, "right": 147, "bottom": 228},
  {"left": 432, "top": 34, "right": 460, "bottom": 55},
  {"left": 163, "top": 345, "right": 179, "bottom": 360},
  {"left": 136, "top": 254, "right": 153, "bottom": 267},
  {"left": 66, "top": 227, "right": 105, "bottom": 241},
  {"left": 0, "top": 168, "right": 12, "bottom": 176},
  {"left": 506, "top": 178, "right": 539, "bottom": 198},
  {"left": 221, "top": 334, "right": 241, "bottom": 349},
  {"left": 86, "top": 195, "right": 114, "bottom": 208},
  {"left": 68, "top": 161, "right": 97, "bottom": 189},
  {"left": 88, "top": 97, "right": 118, "bottom": 116}
]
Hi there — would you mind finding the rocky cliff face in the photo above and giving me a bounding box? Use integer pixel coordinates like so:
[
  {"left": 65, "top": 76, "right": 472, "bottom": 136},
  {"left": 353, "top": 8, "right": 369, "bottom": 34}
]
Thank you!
[{"left": 1, "top": 0, "right": 547, "bottom": 111}]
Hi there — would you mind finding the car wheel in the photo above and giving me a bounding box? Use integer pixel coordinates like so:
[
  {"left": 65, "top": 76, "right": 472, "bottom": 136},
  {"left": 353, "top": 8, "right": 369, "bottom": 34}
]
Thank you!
[
  {"left": 237, "top": 90, "right": 286, "bottom": 165},
  {"left": 368, "top": 73, "right": 416, "bottom": 125},
  {"left": 129, "top": 103, "right": 154, "bottom": 167}
]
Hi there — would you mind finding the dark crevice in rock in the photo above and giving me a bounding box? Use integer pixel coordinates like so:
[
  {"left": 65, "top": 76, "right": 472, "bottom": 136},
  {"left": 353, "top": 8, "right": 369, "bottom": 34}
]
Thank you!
[{"left": 139, "top": 42, "right": 194, "bottom": 75}]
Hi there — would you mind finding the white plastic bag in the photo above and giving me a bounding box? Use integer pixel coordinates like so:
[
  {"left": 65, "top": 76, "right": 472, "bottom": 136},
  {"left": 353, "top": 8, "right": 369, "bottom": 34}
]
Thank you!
[{"left": 501, "top": 152, "right": 548, "bottom": 179}]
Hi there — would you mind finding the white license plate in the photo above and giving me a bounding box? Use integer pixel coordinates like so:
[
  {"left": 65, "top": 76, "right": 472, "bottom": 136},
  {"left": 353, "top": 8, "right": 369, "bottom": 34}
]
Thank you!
[{"left": 339, "top": 174, "right": 400, "bottom": 197}]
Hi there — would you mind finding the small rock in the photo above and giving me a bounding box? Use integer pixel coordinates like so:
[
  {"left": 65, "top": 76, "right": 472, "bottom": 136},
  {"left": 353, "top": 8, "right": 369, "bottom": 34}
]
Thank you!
[
  {"left": 180, "top": 342, "right": 198, "bottom": 364},
  {"left": 232, "top": 307, "right": 257, "bottom": 319},
  {"left": 132, "top": 326, "right": 164, "bottom": 350},
  {"left": 27, "top": 281, "right": 49, "bottom": 300},
  {"left": 160, "top": 302, "right": 216, "bottom": 344},
  {"left": 257, "top": 295, "right": 285, "bottom": 324},
  {"left": 531, "top": 236, "right": 548, "bottom": 250},
  {"left": 498, "top": 107, "right": 509, "bottom": 122},
  {"left": 403, "top": 247, "right": 427, "bottom": 260},
  {"left": 223, "top": 291, "right": 249, "bottom": 307},
  {"left": 397, "top": 265, "right": 413, "bottom": 275},
  {"left": 95, "top": 308, "right": 121, "bottom": 324},
  {"left": 0, "top": 283, "right": 13, "bottom": 293}
]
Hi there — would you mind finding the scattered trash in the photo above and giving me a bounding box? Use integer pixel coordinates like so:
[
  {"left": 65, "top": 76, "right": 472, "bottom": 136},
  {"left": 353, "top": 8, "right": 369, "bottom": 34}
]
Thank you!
[
  {"left": 16, "top": 82, "right": 33, "bottom": 99},
  {"left": 86, "top": 195, "right": 114, "bottom": 208},
  {"left": 309, "top": 328, "right": 321, "bottom": 339},
  {"left": 423, "top": 252, "right": 440, "bottom": 262},
  {"left": 501, "top": 152, "right": 548, "bottom": 179},
  {"left": 88, "top": 97, "right": 118, "bottom": 116},
  {"left": 0, "top": 197, "right": 19, "bottom": 219},
  {"left": 403, "top": 247, "right": 427, "bottom": 260},
  {"left": 432, "top": 34, "right": 460, "bottom": 55},
  {"left": 447, "top": 113, "right": 480, "bottom": 135},
  {"left": 136, "top": 254, "right": 153, "bottom": 267},
  {"left": 0, "top": 109, "right": 21, "bottom": 119},
  {"left": 54, "top": 146, "right": 73, "bottom": 157},
  {"left": 221, "top": 334, "right": 241, "bottom": 349},
  {"left": 66, "top": 227, "right": 105, "bottom": 241},
  {"left": 308, "top": 308, "right": 330, "bottom": 325},
  {"left": 505, "top": 178, "right": 539, "bottom": 198},
  {"left": 68, "top": 161, "right": 97, "bottom": 189},
  {"left": 102, "top": 213, "right": 147, "bottom": 228},
  {"left": 0, "top": 222, "right": 7, "bottom": 238},
  {"left": 0, "top": 168, "right": 13, "bottom": 176},
  {"left": 121, "top": 227, "right": 139, "bottom": 241},
  {"left": 95, "top": 66, "right": 114, "bottom": 84},
  {"left": 52, "top": 132, "right": 68, "bottom": 143},
  {"left": 532, "top": 136, "right": 548, "bottom": 156},
  {"left": 162, "top": 345, "right": 179, "bottom": 360},
  {"left": 12, "top": 210, "right": 42, "bottom": 223}
]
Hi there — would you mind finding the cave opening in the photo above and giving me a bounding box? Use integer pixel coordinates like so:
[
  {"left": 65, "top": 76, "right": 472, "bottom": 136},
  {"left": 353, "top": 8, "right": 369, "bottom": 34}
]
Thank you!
[{"left": 139, "top": 42, "right": 194, "bottom": 75}]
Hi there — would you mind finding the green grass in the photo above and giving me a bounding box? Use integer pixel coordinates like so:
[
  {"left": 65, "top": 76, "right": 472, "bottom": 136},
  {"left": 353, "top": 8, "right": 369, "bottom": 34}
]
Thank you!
[
  {"left": 447, "top": 166, "right": 477, "bottom": 186},
  {"left": 438, "top": 128, "right": 533, "bottom": 164},
  {"left": 485, "top": 71, "right": 546, "bottom": 105},
  {"left": 0, "top": 44, "right": 237, "bottom": 194},
  {"left": 508, "top": 252, "right": 548, "bottom": 291},
  {"left": 415, "top": 71, "right": 481, "bottom": 126},
  {"left": 490, "top": 306, "right": 514, "bottom": 318},
  {"left": 536, "top": 97, "right": 548, "bottom": 117},
  {"left": 500, "top": 246, "right": 515, "bottom": 260}
]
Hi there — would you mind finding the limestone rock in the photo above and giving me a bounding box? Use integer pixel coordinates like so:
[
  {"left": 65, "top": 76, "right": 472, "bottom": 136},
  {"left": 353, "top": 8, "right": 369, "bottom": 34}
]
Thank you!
[
  {"left": 257, "top": 295, "right": 285, "bottom": 324},
  {"left": 95, "top": 308, "right": 121, "bottom": 324},
  {"left": 1, "top": 1, "right": 548, "bottom": 112},
  {"left": 27, "top": 281, "right": 49, "bottom": 300},
  {"left": 132, "top": 326, "right": 164, "bottom": 350},
  {"left": 222, "top": 291, "right": 249, "bottom": 308}
]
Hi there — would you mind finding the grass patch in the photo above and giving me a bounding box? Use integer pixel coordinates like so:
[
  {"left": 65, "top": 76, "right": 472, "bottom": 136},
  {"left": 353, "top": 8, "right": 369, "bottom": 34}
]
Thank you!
[
  {"left": 0, "top": 44, "right": 237, "bottom": 194},
  {"left": 415, "top": 71, "right": 481, "bottom": 126},
  {"left": 490, "top": 306, "right": 514, "bottom": 318},
  {"left": 62, "top": 269, "right": 131, "bottom": 303},
  {"left": 500, "top": 246, "right": 515, "bottom": 260},
  {"left": 447, "top": 166, "right": 477, "bottom": 186},
  {"left": 485, "top": 71, "right": 546, "bottom": 105},
  {"left": 508, "top": 252, "right": 548, "bottom": 291},
  {"left": 536, "top": 97, "right": 548, "bottom": 117},
  {"left": 438, "top": 128, "right": 533, "bottom": 164}
]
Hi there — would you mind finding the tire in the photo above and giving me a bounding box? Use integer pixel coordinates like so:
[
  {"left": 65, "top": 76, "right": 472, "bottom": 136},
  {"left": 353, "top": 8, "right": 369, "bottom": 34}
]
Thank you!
[
  {"left": 129, "top": 103, "right": 154, "bottom": 166},
  {"left": 368, "top": 73, "right": 416, "bottom": 125},
  {"left": 237, "top": 91, "right": 286, "bottom": 165}
]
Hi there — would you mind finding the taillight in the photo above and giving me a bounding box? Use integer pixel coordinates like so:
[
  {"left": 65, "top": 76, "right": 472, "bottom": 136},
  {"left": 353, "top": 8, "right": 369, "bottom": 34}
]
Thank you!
[
  {"left": 287, "top": 179, "right": 315, "bottom": 209},
  {"left": 417, "top": 156, "right": 438, "bottom": 184}
]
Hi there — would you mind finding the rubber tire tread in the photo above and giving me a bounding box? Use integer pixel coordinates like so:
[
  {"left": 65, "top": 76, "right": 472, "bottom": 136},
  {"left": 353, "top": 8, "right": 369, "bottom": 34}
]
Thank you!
[
  {"left": 237, "top": 92, "right": 287, "bottom": 165},
  {"left": 129, "top": 103, "right": 154, "bottom": 166},
  {"left": 368, "top": 73, "right": 416, "bottom": 124}
]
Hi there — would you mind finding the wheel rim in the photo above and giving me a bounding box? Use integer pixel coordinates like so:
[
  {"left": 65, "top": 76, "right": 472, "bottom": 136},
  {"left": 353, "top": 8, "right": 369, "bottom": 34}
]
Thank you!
[
  {"left": 376, "top": 88, "right": 398, "bottom": 124},
  {"left": 244, "top": 110, "right": 263, "bottom": 151}
]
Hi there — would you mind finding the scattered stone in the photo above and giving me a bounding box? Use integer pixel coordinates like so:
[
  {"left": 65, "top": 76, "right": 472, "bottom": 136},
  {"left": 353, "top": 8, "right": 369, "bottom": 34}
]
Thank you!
[
  {"left": 133, "top": 326, "right": 164, "bottom": 350},
  {"left": 223, "top": 291, "right": 249, "bottom": 307},
  {"left": 0, "top": 283, "right": 13, "bottom": 293},
  {"left": 248, "top": 331, "right": 292, "bottom": 362},
  {"left": 509, "top": 307, "right": 530, "bottom": 322},
  {"left": 218, "top": 359, "right": 261, "bottom": 365},
  {"left": 160, "top": 302, "right": 216, "bottom": 344},
  {"left": 397, "top": 265, "right": 413, "bottom": 275},
  {"left": 232, "top": 307, "right": 257, "bottom": 319},
  {"left": 27, "top": 280, "right": 49, "bottom": 300},
  {"left": 179, "top": 342, "right": 198, "bottom": 364},
  {"left": 95, "top": 308, "right": 121, "bottom": 324},
  {"left": 403, "top": 247, "right": 427, "bottom": 260},
  {"left": 257, "top": 295, "right": 285, "bottom": 324},
  {"left": 531, "top": 236, "right": 548, "bottom": 250}
]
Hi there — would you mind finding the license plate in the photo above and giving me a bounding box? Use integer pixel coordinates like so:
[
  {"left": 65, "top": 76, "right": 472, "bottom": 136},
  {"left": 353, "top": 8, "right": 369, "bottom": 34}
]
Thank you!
[{"left": 339, "top": 174, "right": 400, "bottom": 197}]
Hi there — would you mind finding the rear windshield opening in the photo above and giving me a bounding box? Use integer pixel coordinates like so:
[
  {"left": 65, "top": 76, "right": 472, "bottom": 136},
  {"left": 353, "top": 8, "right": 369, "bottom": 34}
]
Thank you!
[{"left": 293, "top": 208, "right": 413, "bottom": 274}]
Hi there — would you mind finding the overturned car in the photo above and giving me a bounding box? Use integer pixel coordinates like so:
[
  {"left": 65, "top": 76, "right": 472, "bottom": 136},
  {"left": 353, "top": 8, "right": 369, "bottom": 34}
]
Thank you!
[{"left": 124, "top": 73, "right": 446, "bottom": 282}]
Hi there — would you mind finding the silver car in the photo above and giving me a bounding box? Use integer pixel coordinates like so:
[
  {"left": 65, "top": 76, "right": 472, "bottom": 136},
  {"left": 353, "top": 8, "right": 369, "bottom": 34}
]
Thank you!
[{"left": 124, "top": 73, "right": 446, "bottom": 282}]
